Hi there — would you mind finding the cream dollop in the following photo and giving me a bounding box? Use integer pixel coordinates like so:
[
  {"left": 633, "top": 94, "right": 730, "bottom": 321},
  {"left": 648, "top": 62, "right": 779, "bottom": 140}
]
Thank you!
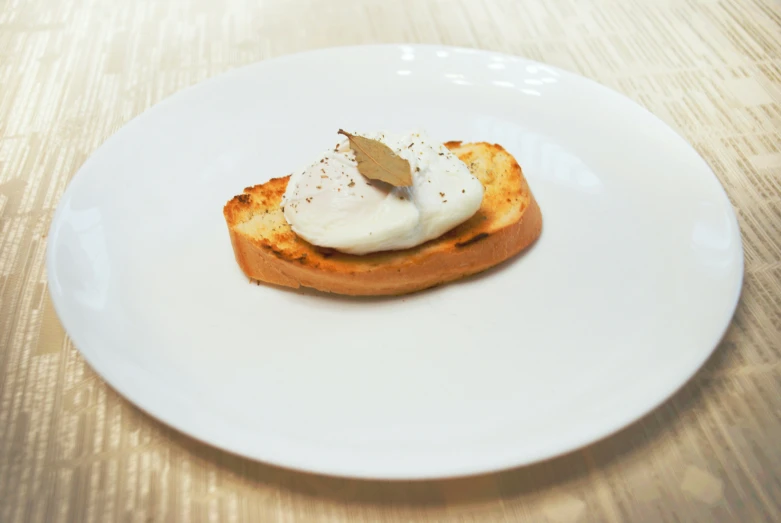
[{"left": 281, "top": 130, "right": 484, "bottom": 255}]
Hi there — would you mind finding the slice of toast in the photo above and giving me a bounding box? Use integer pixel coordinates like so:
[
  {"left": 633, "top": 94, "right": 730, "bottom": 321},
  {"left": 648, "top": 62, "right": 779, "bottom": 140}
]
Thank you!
[{"left": 223, "top": 141, "right": 542, "bottom": 296}]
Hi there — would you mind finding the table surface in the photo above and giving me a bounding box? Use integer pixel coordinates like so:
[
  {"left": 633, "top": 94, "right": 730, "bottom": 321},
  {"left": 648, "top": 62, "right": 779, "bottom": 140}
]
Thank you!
[{"left": 1, "top": 0, "right": 780, "bottom": 521}]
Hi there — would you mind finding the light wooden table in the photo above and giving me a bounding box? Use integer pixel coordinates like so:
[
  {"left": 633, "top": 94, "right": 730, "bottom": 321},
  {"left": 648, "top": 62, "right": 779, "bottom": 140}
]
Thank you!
[{"left": 1, "top": 0, "right": 780, "bottom": 521}]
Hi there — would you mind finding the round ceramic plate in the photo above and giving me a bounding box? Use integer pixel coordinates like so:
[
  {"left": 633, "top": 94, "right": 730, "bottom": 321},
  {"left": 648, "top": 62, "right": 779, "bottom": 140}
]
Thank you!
[{"left": 46, "top": 44, "right": 743, "bottom": 479}]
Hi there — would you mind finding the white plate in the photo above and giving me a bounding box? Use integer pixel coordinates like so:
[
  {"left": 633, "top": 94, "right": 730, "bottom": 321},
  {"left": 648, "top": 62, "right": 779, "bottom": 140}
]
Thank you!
[{"left": 46, "top": 44, "right": 743, "bottom": 479}]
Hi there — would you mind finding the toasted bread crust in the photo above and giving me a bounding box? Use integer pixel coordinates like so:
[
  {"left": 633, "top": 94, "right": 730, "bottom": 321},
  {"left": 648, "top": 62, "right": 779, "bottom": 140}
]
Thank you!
[{"left": 223, "top": 141, "right": 542, "bottom": 296}]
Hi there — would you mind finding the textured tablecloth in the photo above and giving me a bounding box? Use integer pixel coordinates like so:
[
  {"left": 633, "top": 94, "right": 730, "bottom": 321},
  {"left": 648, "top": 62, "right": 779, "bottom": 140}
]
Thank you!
[{"left": 1, "top": 0, "right": 780, "bottom": 521}]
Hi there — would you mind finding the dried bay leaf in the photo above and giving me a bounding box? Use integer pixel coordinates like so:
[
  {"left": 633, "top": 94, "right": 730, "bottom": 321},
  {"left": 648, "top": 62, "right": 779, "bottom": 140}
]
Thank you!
[{"left": 337, "top": 129, "right": 413, "bottom": 187}]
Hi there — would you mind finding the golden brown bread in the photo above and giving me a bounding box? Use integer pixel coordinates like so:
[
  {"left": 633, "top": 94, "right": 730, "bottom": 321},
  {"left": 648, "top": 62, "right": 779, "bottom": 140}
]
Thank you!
[{"left": 223, "top": 141, "right": 542, "bottom": 296}]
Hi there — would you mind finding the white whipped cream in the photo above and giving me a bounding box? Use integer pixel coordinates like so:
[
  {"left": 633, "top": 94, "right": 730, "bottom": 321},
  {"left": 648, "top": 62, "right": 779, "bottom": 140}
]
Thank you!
[{"left": 281, "top": 130, "right": 484, "bottom": 255}]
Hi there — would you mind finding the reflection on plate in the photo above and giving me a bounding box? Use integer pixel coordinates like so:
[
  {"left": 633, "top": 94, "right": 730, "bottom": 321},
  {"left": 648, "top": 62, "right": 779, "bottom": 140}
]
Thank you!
[{"left": 47, "top": 44, "right": 743, "bottom": 479}]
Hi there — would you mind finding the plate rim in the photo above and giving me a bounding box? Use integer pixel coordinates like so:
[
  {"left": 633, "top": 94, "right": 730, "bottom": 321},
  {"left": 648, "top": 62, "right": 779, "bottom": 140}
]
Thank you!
[{"left": 45, "top": 43, "right": 745, "bottom": 480}]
